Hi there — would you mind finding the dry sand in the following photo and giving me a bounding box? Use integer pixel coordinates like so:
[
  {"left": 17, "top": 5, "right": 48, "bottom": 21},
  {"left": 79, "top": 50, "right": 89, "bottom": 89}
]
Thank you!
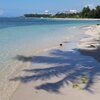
[{"left": 78, "top": 25, "right": 100, "bottom": 50}]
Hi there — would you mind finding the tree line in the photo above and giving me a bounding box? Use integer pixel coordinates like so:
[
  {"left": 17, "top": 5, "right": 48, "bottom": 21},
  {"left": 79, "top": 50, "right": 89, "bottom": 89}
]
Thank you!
[{"left": 24, "top": 5, "right": 100, "bottom": 18}]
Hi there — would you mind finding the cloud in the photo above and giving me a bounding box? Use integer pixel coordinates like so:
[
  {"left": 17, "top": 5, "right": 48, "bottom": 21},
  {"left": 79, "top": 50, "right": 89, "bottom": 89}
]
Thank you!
[{"left": 0, "top": 9, "right": 4, "bottom": 16}]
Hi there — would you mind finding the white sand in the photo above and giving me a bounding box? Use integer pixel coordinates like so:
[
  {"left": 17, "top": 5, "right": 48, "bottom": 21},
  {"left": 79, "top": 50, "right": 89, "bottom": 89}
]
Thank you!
[
  {"left": 51, "top": 18, "right": 100, "bottom": 20},
  {"left": 78, "top": 25, "right": 100, "bottom": 50},
  {"left": 10, "top": 25, "right": 100, "bottom": 100}
]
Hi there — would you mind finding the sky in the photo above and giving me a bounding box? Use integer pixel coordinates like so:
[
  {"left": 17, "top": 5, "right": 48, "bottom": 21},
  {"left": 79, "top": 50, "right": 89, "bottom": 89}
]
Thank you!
[{"left": 0, "top": 0, "right": 100, "bottom": 17}]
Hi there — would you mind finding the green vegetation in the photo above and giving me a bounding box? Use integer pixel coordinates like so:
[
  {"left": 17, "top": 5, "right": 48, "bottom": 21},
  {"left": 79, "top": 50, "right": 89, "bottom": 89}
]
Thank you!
[
  {"left": 24, "top": 5, "right": 100, "bottom": 18},
  {"left": 72, "top": 75, "right": 89, "bottom": 90},
  {"left": 52, "top": 12, "right": 80, "bottom": 18},
  {"left": 80, "top": 5, "right": 100, "bottom": 18}
]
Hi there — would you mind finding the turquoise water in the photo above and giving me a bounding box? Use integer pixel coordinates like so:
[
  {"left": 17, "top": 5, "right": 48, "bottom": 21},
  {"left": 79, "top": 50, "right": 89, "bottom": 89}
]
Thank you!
[
  {"left": 0, "top": 24, "right": 72, "bottom": 55},
  {"left": 0, "top": 18, "right": 100, "bottom": 28},
  {"left": 0, "top": 18, "right": 100, "bottom": 100},
  {"left": 0, "top": 18, "right": 100, "bottom": 54}
]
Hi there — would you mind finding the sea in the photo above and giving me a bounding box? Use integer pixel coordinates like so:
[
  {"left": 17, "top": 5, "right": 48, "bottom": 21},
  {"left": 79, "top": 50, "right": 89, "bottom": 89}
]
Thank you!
[{"left": 0, "top": 17, "right": 100, "bottom": 100}]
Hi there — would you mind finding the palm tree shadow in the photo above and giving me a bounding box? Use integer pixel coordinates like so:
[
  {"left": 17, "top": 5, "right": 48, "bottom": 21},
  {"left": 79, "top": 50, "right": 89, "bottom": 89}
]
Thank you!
[{"left": 10, "top": 49, "right": 100, "bottom": 93}]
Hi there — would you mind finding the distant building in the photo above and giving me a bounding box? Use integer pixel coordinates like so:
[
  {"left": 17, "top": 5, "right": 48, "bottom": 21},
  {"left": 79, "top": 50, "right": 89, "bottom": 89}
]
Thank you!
[
  {"left": 69, "top": 10, "right": 77, "bottom": 13},
  {"left": 44, "top": 10, "right": 49, "bottom": 14},
  {"left": 60, "top": 10, "right": 77, "bottom": 14}
]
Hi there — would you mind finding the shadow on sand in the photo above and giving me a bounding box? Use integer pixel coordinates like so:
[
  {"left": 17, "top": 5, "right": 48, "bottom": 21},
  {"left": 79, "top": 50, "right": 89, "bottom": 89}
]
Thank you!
[
  {"left": 10, "top": 49, "right": 100, "bottom": 93},
  {"left": 79, "top": 47, "right": 100, "bottom": 63}
]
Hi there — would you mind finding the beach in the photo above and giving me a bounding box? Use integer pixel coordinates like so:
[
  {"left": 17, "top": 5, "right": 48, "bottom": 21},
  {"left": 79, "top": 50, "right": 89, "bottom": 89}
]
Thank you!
[
  {"left": 0, "top": 18, "right": 100, "bottom": 100},
  {"left": 0, "top": 0, "right": 100, "bottom": 99},
  {"left": 10, "top": 25, "right": 100, "bottom": 100}
]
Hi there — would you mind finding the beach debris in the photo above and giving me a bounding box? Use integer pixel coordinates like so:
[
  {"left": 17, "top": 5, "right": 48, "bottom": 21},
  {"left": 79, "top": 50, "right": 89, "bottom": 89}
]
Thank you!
[
  {"left": 60, "top": 44, "right": 63, "bottom": 46},
  {"left": 97, "top": 24, "right": 100, "bottom": 26}
]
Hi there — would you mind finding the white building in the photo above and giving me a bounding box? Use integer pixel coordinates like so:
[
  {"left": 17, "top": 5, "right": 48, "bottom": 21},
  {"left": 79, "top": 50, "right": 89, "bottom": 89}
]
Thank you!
[
  {"left": 69, "top": 10, "right": 77, "bottom": 13},
  {"left": 44, "top": 10, "right": 49, "bottom": 14}
]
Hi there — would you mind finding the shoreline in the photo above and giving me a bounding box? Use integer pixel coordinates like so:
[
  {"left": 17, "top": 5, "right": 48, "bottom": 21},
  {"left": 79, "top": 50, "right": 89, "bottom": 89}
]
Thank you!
[
  {"left": 0, "top": 24, "right": 80, "bottom": 100},
  {"left": 0, "top": 25, "right": 78, "bottom": 100},
  {"left": 11, "top": 24, "right": 100, "bottom": 100},
  {"left": 0, "top": 24, "right": 100, "bottom": 100},
  {"left": 50, "top": 18, "right": 100, "bottom": 21},
  {"left": 0, "top": 44, "right": 61, "bottom": 100},
  {"left": 11, "top": 26, "right": 99, "bottom": 100},
  {"left": 9, "top": 26, "right": 85, "bottom": 100}
]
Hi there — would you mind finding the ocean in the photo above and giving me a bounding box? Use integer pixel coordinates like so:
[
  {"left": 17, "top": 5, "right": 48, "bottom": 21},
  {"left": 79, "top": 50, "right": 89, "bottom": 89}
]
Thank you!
[{"left": 0, "top": 17, "right": 100, "bottom": 100}]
